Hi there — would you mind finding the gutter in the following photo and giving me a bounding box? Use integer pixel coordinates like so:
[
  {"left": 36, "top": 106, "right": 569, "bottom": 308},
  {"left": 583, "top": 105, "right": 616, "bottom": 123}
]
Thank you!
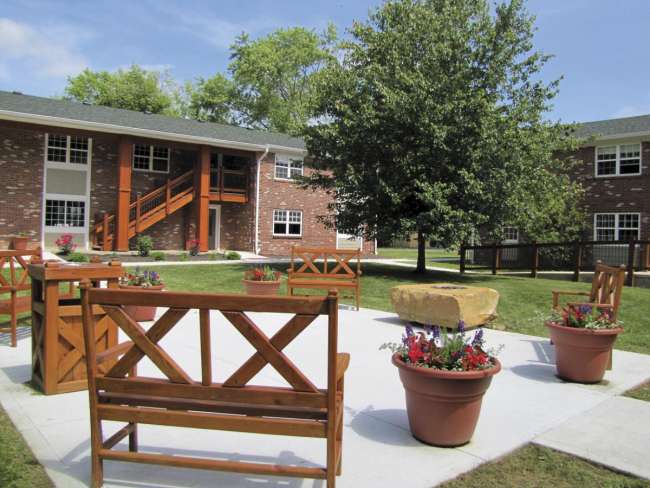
[
  {"left": 254, "top": 145, "right": 270, "bottom": 255},
  {"left": 0, "top": 109, "right": 307, "bottom": 156}
]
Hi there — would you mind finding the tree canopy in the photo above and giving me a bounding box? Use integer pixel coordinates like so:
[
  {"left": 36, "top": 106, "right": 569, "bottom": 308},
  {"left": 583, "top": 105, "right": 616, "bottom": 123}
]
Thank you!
[{"left": 303, "top": 0, "right": 582, "bottom": 271}]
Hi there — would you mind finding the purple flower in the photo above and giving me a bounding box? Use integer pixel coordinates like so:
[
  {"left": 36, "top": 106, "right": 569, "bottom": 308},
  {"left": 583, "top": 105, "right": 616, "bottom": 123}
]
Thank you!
[
  {"left": 405, "top": 324, "right": 414, "bottom": 337},
  {"left": 579, "top": 305, "right": 592, "bottom": 315},
  {"left": 432, "top": 326, "right": 441, "bottom": 339},
  {"left": 458, "top": 320, "right": 465, "bottom": 334},
  {"left": 472, "top": 329, "right": 484, "bottom": 346}
]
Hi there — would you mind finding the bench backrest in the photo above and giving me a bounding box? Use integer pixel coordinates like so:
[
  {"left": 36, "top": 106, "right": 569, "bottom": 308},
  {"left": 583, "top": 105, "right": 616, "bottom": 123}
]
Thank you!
[
  {"left": 589, "top": 261, "right": 626, "bottom": 317},
  {"left": 289, "top": 246, "right": 361, "bottom": 279},
  {"left": 80, "top": 284, "right": 340, "bottom": 418},
  {"left": 0, "top": 248, "right": 42, "bottom": 295}
]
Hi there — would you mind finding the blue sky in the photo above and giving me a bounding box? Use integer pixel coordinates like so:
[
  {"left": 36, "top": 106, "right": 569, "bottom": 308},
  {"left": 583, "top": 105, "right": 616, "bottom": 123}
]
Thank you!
[{"left": 1, "top": 0, "right": 649, "bottom": 123}]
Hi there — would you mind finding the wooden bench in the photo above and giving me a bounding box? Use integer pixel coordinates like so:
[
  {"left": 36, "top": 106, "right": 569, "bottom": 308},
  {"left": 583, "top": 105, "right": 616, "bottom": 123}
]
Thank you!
[
  {"left": 80, "top": 283, "right": 349, "bottom": 488},
  {"left": 287, "top": 246, "right": 362, "bottom": 310},
  {"left": 0, "top": 248, "right": 42, "bottom": 347}
]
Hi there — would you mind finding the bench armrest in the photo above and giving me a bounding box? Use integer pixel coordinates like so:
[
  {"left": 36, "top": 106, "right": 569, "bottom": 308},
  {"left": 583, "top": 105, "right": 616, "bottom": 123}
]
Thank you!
[
  {"left": 566, "top": 302, "right": 613, "bottom": 310},
  {"left": 336, "top": 353, "right": 350, "bottom": 382},
  {"left": 96, "top": 341, "right": 134, "bottom": 365}
]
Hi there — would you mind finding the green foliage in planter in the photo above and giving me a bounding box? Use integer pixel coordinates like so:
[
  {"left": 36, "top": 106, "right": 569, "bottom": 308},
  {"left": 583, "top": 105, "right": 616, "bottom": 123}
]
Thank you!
[
  {"left": 225, "top": 251, "right": 241, "bottom": 260},
  {"left": 66, "top": 252, "right": 89, "bottom": 263},
  {"left": 136, "top": 236, "right": 153, "bottom": 257},
  {"left": 179, "top": 253, "right": 189, "bottom": 262},
  {"left": 208, "top": 252, "right": 221, "bottom": 261},
  {"left": 151, "top": 251, "right": 166, "bottom": 261}
]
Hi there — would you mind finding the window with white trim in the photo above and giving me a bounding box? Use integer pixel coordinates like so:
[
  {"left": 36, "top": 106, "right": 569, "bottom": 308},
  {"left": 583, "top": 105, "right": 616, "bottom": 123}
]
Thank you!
[
  {"left": 502, "top": 227, "right": 519, "bottom": 243},
  {"left": 596, "top": 144, "right": 641, "bottom": 176},
  {"left": 274, "top": 155, "right": 303, "bottom": 180},
  {"left": 132, "top": 144, "right": 170, "bottom": 173},
  {"left": 594, "top": 213, "right": 640, "bottom": 241},
  {"left": 46, "top": 134, "right": 90, "bottom": 165},
  {"left": 44, "top": 199, "right": 86, "bottom": 228},
  {"left": 273, "top": 209, "right": 302, "bottom": 236}
]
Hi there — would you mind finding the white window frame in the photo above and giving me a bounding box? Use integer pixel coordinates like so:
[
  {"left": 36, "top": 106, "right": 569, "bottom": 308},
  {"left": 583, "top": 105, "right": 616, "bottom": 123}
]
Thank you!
[
  {"left": 274, "top": 154, "right": 304, "bottom": 180},
  {"left": 272, "top": 209, "right": 303, "bottom": 237},
  {"left": 132, "top": 144, "right": 170, "bottom": 174},
  {"left": 595, "top": 143, "right": 642, "bottom": 177},
  {"left": 43, "top": 194, "right": 88, "bottom": 232},
  {"left": 502, "top": 226, "right": 519, "bottom": 244},
  {"left": 44, "top": 133, "right": 92, "bottom": 170},
  {"left": 593, "top": 212, "right": 641, "bottom": 241}
]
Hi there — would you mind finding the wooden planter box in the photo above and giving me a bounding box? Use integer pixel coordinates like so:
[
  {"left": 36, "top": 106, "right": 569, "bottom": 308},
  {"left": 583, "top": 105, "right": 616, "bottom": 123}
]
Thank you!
[{"left": 27, "top": 261, "right": 124, "bottom": 395}]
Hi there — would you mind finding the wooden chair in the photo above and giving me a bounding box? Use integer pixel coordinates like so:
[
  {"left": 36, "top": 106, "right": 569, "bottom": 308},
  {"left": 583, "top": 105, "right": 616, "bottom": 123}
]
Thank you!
[
  {"left": 551, "top": 261, "right": 626, "bottom": 319},
  {"left": 0, "top": 248, "right": 42, "bottom": 347},
  {"left": 80, "top": 283, "right": 349, "bottom": 488},
  {"left": 287, "top": 246, "right": 362, "bottom": 310}
]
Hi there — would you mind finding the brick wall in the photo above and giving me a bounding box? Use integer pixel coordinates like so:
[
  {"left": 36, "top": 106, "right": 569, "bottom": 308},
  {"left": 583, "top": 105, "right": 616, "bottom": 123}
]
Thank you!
[{"left": 573, "top": 141, "right": 650, "bottom": 240}]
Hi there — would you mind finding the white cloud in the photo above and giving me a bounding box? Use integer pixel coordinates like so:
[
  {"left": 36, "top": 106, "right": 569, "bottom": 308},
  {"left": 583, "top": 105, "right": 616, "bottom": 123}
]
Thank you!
[{"left": 0, "top": 17, "right": 89, "bottom": 79}]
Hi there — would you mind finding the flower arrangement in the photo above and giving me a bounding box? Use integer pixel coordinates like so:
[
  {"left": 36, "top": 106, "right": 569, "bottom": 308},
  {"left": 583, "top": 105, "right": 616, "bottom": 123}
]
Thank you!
[
  {"left": 55, "top": 234, "right": 77, "bottom": 255},
  {"left": 244, "top": 265, "right": 281, "bottom": 282},
  {"left": 120, "top": 268, "right": 163, "bottom": 288},
  {"left": 187, "top": 239, "right": 200, "bottom": 256},
  {"left": 547, "top": 304, "right": 621, "bottom": 330},
  {"left": 381, "top": 322, "right": 499, "bottom": 371}
]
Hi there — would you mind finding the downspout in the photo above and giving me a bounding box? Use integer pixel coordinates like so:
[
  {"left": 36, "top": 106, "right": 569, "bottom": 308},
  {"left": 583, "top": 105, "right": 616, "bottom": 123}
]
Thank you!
[{"left": 254, "top": 145, "right": 269, "bottom": 255}]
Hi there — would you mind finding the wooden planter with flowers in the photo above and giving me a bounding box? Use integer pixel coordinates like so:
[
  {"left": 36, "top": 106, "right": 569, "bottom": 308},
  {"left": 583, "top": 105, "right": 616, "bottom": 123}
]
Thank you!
[
  {"left": 383, "top": 322, "right": 501, "bottom": 447},
  {"left": 242, "top": 265, "right": 282, "bottom": 295},
  {"left": 545, "top": 305, "right": 623, "bottom": 383},
  {"left": 119, "top": 268, "right": 164, "bottom": 322}
]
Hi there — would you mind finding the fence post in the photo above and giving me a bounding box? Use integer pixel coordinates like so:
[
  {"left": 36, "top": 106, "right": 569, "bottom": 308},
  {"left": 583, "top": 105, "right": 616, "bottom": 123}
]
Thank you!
[
  {"left": 626, "top": 239, "right": 636, "bottom": 286},
  {"left": 573, "top": 240, "right": 582, "bottom": 282},
  {"left": 459, "top": 244, "right": 466, "bottom": 274},
  {"left": 491, "top": 242, "right": 498, "bottom": 275},
  {"left": 135, "top": 196, "right": 142, "bottom": 234},
  {"left": 530, "top": 241, "right": 538, "bottom": 278}
]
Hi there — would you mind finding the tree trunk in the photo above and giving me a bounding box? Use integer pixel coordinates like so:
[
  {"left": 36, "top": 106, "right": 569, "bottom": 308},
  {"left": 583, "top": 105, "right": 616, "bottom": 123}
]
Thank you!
[{"left": 416, "top": 228, "right": 426, "bottom": 273}]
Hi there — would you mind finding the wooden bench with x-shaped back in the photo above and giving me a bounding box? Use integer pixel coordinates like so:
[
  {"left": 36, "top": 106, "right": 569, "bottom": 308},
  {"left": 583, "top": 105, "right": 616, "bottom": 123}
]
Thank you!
[
  {"left": 80, "top": 281, "right": 349, "bottom": 488},
  {"left": 287, "top": 246, "right": 362, "bottom": 310}
]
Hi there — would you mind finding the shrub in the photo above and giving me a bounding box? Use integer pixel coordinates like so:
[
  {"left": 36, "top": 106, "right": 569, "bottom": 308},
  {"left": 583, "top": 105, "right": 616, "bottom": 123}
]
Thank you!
[
  {"left": 55, "top": 234, "right": 77, "bottom": 255},
  {"left": 208, "top": 252, "right": 220, "bottom": 261},
  {"left": 136, "top": 235, "right": 153, "bottom": 257},
  {"left": 225, "top": 251, "right": 241, "bottom": 260},
  {"left": 66, "top": 252, "right": 89, "bottom": 263},
  {"left": 179, "top": 253, "right": 189, "bottom": 262},
  {"left": 151, "top": 251, "right": 166, "bottom": 261}
]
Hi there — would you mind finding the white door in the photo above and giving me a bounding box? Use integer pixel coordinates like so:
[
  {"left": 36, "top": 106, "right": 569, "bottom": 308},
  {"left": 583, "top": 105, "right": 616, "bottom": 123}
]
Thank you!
[{"left": 208, "top": 205, "right": 221, "bottom": 250}]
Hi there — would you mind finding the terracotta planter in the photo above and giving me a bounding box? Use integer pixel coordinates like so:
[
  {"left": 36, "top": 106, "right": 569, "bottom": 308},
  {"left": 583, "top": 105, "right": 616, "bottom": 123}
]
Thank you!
[
  {"left": 10, "top": 236, "right": 29, "bottom": 250},
  {"left": 242, "top": 279, "right": 281, "bottom": 296},
  {"left": 546, "top": 321, "right": 623, "bottom": 383},
  {"left": 392, "top": 353, "right": 501, "bottom": 447},
  {"left": 119, "top": 284, "right": 164, "bottom": 322}
]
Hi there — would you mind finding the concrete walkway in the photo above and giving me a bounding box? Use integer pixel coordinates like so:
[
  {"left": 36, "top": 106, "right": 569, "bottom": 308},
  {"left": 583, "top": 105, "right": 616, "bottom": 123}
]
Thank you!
[{"left": 1, "top": 307, "right": 649, "bottom": 487}]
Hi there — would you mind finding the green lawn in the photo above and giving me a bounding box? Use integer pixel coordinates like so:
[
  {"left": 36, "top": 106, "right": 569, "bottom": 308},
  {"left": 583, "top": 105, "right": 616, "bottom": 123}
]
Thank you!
[
  {"left": 378, "top": 247, "right": 458, "bottom": 260},
  {"left": 625, "top": 381, "right": 650, "bottom": 402},
  {"left": 146, "top": 262, "right": 650, "bottom": 355},
  {"left": 440, "top": 444, "right": 649, "bottom": 488}
]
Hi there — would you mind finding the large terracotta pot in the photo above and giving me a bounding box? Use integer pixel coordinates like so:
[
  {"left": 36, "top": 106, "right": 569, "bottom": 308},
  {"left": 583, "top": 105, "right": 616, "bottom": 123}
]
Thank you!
[
  {"left": 119, "top": 284, "right": 164, "bottom": 322},
  {"left": 546, "top": 321, "right": 623, "bottom": 383},
  {"left": 242, "top": 279, "right": 281, "bottom": 296},
  {"left": 11, "top": 236, "right": 29, "bottom": 250},
  {"left": 392, "top": 353, "right": 501, "bottom": 447}
]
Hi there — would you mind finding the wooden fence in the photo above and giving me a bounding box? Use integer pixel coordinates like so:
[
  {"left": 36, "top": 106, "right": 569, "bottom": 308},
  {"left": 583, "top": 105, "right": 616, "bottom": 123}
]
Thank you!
[{"left": 459, "top": 239, "right": 650, "bottom": 286}]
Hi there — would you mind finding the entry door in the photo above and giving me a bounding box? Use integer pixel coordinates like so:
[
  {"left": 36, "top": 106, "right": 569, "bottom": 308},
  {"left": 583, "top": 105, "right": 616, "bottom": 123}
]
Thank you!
[{"left": 208, "top": 206, "right": 221, "bottom": 250}]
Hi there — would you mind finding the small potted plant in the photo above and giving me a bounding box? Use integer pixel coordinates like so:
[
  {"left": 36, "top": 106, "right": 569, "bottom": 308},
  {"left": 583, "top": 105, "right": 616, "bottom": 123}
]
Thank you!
[
  {"left": 546, "top": 305, "right": 623, "bottom": 383},
  {"left": 55, "top": 234, "right": 77, "bottom": 255},
  {"left": 187, "top": 239, "right": 200, "bottom": 256},
  {"left": 11, "top": 232, "right": 30, "bottom": 250},
  {"left": 381, "top": 323, "right": 501, "bottom": 447},
  {"left": 242, "top": 265, "right": 282, "bottom": 295},
  {"left": 119, "top": 268, "right": 164, "bottom": 321}
]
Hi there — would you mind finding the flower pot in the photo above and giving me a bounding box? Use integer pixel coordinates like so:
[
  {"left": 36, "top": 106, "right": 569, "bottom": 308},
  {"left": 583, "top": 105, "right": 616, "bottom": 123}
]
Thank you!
[
  {"left": 545, "top": 321, "right": 623, "bottom": 383},
  {"left": 10, "top": 236, "right": 29, "bottom": 250},
  {"left": 242, "top": 279, "right": 281, "bottom": 296},
  {"left": 392, "top": 353, "right": 501, "bottom": 447},
  {"left": 119, "top": 284, "right": 164, "bottom": 322}
]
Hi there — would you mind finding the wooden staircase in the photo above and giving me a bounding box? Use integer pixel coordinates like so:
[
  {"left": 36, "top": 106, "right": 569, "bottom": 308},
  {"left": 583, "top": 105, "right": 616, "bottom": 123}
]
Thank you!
[{"left": 91, "top": 170, "right": 194, "bottom": 251}]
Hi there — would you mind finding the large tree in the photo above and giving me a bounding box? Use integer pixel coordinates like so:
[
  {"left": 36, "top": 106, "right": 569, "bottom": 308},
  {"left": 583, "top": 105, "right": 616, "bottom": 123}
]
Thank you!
[{"left": 303, "top": 0, "right": 582, "bottom": 272}]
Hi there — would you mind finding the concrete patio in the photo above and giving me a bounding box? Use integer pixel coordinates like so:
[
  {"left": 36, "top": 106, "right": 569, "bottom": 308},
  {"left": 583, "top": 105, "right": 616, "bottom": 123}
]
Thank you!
[{"left": 1, "top": 306, "right": 649, "bottom": 487}]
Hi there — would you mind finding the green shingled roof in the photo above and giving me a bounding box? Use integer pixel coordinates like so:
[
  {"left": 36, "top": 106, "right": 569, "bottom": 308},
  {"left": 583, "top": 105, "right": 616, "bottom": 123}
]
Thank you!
[
  {"left": 0, "top": 90, "right": 305, "bottom": 151},
  {"left": 574, "top": 113, "right": 650, "bottom": 139}
]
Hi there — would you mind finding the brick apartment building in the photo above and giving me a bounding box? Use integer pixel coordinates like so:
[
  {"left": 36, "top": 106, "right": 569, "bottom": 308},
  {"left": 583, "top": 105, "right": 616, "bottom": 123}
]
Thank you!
[{"left": 0, "top": 90, "right": 374, "bottom": 255}]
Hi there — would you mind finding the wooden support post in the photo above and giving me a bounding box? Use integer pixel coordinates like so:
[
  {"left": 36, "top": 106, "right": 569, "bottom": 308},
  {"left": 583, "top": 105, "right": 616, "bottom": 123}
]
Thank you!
[
  {"left": 459, "top": 244, "right": 466, "bottom": 274},
  {"left": 626, "top": 239, "right": 635, "bottom": 286},
  {"left": 165, "top": 180, "right": 171, "bottom": 215},
  {"left": 115, "top": 139, "right": 132, "bottom": 251},
  {"left": 195, "top": 146, "right": 211, "bottom": 253},
  {"left": 573, "top": 241, "right": 582, "bottom": 282},
  {"left": 102, "top": 213, "right": 110, "bottom": 251},
  {"left": 491, "top": 243, "right": 498, "bottom": 275},
  {"left": 530, "top": 241, "right": 538, "bottom": 278}
]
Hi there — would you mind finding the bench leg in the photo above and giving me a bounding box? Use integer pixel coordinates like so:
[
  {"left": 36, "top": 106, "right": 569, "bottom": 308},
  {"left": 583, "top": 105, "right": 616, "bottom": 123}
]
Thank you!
[
  {"left": 128, "top": 422, "right": 138, "bottom": 452},
  {"left": 336, "top": 376, "right": 344, "bottom": 476},
  {"left": 91, "top": 450, "right": 104, "bottom": 488}
]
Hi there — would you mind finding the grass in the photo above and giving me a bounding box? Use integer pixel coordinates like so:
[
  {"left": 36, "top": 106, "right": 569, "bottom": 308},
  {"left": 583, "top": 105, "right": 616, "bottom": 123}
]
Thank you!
[
  {"left": 440, "top": 444, "right": 649, "bottom": 488},
  {"left": 147, "top": 262, "right": 650, "bottom": 354},
  {"left": 624, "top": 381, "right": 650, "bottom": 402},
  {"left": 0, "top": 405, "right": 53, "bottom": 488},
  {"left": 378, "top": 246, "right": 458, "bottom": 260}
]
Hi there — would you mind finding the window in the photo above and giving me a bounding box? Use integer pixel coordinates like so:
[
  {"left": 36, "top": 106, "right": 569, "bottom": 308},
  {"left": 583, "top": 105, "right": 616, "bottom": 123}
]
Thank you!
[
  {"left": 594, "top": 213, "right": 640, "bottom": 241},
  {"left": 45, "top": 199, "right": 86, "bottom": 228},
  {"left": 273, "top": 209, "right": 302, "bottom": 236},
  {"left": 274, "top": 155, "right": 304, "bottom": 180},
  {"left": 132, "top": 144, "right": 170, "bottom": 173},
  {"left": 46, "top": 134, "right": 90, "bottom": 165},
  {"left": 503, "top": 227, "right": 519, "bottom": 243},
  {"left": 596, "top": 144, "right": 641, "bottom": 176}
]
